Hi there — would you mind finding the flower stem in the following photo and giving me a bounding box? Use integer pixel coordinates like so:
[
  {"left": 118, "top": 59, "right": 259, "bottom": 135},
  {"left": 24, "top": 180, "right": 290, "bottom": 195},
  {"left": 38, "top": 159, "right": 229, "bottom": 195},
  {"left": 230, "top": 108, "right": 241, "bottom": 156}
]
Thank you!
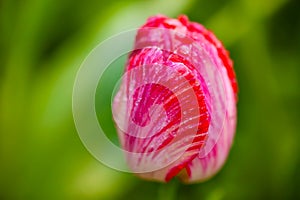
[{"left": 158, "top": 178, "right": 180, "bottom": 200}]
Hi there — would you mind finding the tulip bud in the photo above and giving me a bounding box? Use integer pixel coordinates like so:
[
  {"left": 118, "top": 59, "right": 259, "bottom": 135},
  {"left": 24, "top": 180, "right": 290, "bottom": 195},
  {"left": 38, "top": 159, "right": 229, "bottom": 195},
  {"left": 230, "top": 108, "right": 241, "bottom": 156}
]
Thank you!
[{"left": 112, "top": 15, "right": 237, "bottom": 183}]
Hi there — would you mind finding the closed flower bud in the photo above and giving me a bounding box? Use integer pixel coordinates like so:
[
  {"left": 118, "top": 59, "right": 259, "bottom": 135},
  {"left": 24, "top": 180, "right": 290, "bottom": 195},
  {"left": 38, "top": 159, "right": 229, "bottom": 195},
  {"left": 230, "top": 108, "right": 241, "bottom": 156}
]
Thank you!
[{"left": 112, "top": 15, "right": 238, "bottom": 183}]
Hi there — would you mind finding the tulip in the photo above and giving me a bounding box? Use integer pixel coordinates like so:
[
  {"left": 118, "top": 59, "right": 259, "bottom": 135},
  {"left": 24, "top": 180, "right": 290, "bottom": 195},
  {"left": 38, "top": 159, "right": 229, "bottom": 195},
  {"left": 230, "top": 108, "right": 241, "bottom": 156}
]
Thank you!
[{"left": 112, "top": 15, "right": 238, "bottom": 183}]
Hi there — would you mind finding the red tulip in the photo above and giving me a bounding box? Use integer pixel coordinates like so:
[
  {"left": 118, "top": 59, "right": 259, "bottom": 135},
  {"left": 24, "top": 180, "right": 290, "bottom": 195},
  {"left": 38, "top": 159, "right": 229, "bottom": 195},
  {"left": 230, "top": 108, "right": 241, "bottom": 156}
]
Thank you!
[{"left": 112, "top": 15, "right": 238, "bottom": 183}]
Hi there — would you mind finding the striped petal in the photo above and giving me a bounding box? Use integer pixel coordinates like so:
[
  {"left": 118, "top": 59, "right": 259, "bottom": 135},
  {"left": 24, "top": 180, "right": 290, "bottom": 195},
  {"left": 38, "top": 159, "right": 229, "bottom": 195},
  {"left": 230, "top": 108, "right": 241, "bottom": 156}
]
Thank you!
[{"left": 113, "top": 15, "right": 237, "bottom": 183}]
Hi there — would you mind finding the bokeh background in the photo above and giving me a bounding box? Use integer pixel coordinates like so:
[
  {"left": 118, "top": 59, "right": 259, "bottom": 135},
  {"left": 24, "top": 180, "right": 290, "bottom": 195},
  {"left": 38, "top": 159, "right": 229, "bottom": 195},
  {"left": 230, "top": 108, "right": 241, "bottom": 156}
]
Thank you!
[{"left": 0, "top": 0, "right": 299, "bottom": 199}]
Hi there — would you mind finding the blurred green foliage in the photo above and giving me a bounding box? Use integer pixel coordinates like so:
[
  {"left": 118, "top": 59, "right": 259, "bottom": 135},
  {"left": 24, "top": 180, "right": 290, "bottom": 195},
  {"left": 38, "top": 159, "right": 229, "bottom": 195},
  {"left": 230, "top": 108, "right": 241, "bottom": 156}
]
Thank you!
[{"left": 0, "top": 0, "right": 299, "bottom": 199}]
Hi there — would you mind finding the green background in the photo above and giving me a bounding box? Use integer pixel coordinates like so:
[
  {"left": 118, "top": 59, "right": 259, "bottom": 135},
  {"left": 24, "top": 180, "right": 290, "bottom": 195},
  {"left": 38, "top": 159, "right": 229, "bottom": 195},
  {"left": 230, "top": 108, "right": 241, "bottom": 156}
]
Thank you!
[{"left": 0, "top": 0, "right": 299, "bottom": 199}]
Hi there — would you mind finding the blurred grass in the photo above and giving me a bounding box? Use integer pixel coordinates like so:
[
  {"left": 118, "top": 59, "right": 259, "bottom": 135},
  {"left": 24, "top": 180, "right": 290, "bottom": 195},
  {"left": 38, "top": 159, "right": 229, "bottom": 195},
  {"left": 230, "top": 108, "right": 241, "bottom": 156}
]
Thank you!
[{"left": 0, "top": 0, "right": 299, "bottom": 199}]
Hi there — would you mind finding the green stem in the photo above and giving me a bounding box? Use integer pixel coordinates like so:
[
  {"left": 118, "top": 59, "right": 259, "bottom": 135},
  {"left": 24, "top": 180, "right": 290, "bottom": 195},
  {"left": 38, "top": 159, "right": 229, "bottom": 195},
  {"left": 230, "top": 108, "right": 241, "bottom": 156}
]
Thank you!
[{"left": 158, "top": 178, "right": 180, "bottom": 200}]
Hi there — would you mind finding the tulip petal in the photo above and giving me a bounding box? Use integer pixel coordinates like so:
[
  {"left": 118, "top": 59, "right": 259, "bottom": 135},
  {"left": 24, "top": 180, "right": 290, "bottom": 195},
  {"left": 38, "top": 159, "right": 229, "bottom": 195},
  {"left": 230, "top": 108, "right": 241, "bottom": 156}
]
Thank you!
[{"left": 113, "top": 15, "right": 237, "bottom": 182}]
